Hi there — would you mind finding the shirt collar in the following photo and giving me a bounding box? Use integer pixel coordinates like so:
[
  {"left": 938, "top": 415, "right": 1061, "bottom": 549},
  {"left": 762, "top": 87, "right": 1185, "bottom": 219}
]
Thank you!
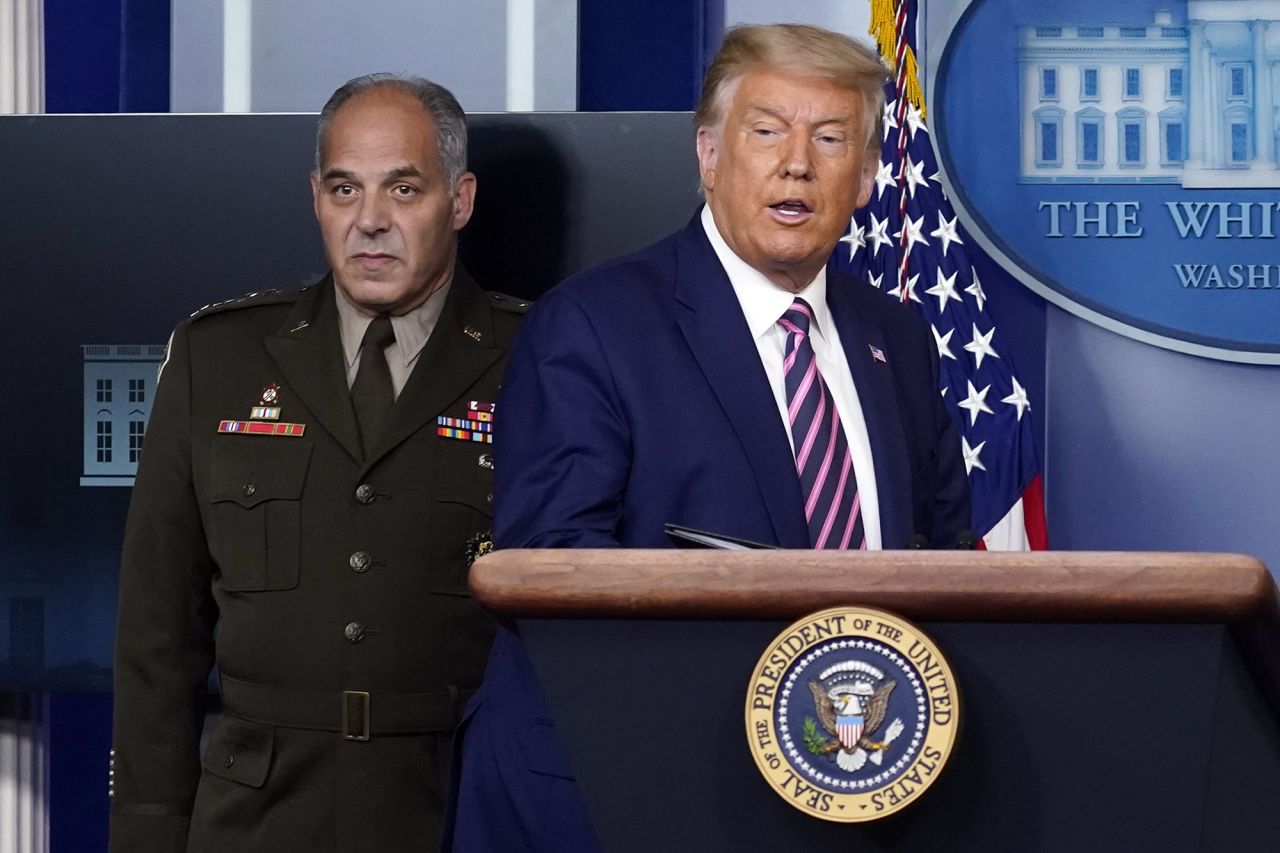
[
  {"left": 333, "top": 278, "right": 452, "bottom": 369},
  {"left": 700, "top": 204, "right": 831, "bottom": 342}
]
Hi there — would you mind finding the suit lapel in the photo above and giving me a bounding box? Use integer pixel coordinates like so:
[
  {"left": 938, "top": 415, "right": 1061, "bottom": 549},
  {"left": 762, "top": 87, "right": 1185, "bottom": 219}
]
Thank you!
[
  {"left": 827, "top": 278, "right": 913, "bottom": 549},
  {"left": 360, "top": 267, "right": 502, "bottom": 475},
  {"left": 264, "top": 279, "right": 364, "bottom": 465},
  {"left": 671, "top": 218, "right": 809, "bottom": 548}
]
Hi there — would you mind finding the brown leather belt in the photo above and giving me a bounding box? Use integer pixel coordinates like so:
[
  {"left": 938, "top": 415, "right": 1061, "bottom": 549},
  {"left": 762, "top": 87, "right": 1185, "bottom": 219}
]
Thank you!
[{"left": 219, "top": 674, "right": 473, "bottom": 741}]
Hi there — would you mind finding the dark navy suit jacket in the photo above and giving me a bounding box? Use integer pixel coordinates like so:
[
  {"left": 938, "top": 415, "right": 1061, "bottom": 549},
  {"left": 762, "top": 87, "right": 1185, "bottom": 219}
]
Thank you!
[{"left": 445, "top": 215, "right": 970, "bottom": 851}]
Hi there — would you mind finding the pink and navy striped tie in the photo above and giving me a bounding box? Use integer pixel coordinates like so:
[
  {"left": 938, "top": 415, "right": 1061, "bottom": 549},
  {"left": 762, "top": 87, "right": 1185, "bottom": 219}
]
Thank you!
[{"left": 778, "top": 298, "right": 866, "bottom": 550}]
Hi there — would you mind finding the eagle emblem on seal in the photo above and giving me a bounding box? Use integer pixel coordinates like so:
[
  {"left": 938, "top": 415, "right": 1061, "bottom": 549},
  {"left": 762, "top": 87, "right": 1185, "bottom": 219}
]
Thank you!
[{"left": 805, "top": 661, "right": 906, "bottom": 772}]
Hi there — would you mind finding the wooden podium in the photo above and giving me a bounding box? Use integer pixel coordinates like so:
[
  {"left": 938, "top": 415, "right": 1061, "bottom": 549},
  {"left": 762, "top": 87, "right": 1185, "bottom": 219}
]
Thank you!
[{"left": 471, "top": 550, "right": 1280, "bottom": 852}]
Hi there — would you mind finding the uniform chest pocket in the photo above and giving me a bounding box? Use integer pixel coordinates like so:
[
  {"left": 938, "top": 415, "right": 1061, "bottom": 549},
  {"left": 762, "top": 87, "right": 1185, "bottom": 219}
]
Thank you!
[
  {"left": 208, "top": 439, "right": 312, "bottom": 592},
  {"left": 435, "top": 445, "right": 495, "bottom": 516}
]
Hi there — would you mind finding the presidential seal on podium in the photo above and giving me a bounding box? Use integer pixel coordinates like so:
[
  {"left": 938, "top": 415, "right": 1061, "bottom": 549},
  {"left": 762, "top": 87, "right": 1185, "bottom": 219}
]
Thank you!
[{"left": 745, "top": 606, "right": 959, "bottom": 821}]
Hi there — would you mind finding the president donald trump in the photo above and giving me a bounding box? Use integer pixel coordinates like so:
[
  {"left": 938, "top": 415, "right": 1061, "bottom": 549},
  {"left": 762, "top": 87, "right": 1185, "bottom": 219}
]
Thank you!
[{"left": 447, "top": 23, "right": 969, "bottom": 851}]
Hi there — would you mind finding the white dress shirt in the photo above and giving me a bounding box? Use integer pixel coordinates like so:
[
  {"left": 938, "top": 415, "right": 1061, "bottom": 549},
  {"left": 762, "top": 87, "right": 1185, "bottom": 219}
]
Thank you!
[
  {"left": 334, "top": 278, "right": 451, "bottom": 399},
  {"left": 701, "top": 205, "right": 882, "bottom": 549}
]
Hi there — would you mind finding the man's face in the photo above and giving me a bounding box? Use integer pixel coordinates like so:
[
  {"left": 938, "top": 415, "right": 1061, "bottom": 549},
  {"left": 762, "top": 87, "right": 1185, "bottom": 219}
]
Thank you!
[
  {"left": 311, "top": 88, "right": 475, "bottom": 316},
  {"left": 696, "top": 67, "right": 876, "bottom": 292}
]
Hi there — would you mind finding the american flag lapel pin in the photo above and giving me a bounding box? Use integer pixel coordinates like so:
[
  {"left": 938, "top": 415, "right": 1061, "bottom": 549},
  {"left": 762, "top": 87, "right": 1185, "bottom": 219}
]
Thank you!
[{"left": 869, "top": 345, "right": 887, "bottom": 364}]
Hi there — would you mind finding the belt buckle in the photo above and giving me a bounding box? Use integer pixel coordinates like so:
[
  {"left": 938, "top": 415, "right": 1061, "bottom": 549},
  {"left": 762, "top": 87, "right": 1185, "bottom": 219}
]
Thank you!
[{"left": 342, "top": 690, "right": 371, "bottom": 741}]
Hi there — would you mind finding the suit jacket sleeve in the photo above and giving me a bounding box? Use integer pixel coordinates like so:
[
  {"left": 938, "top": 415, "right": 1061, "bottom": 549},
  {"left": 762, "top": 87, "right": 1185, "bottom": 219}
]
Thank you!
[
  {"left": 493, "top": 290, "right": 630, "bottom": 549},
  {"left": 110, "top": 321, "right": 218, "bottom": 852}
]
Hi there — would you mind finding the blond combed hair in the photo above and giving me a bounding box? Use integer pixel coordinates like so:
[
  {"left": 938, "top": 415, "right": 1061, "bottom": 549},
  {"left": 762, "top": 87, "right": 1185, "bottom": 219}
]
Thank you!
[{"left": 694, "top": 23, "right": 889, "bottom": 149}]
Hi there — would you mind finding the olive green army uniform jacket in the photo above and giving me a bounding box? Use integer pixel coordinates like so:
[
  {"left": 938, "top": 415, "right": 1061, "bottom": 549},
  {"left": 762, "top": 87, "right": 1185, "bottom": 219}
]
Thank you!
[{"left": 110, "top": 270, "right": 525, "bottom": 852}]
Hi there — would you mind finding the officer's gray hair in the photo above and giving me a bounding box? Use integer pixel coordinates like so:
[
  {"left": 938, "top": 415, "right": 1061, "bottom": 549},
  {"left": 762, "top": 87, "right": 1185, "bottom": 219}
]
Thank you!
[{"left": 314, "top": 73, "right": 468, "bottom": 188}]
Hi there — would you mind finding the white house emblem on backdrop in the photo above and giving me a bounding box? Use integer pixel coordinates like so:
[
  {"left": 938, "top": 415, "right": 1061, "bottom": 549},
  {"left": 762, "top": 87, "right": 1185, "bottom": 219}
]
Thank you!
[
  {"left": 81, "top": 344, "right": 166, "bottom": 487},
  {"left": 1020, "top": 6, "right": 1280, "bottom": 187}
]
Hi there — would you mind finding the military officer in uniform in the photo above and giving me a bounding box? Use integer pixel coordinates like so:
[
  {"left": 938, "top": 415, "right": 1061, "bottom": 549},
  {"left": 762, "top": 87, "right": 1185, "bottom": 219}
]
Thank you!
[{"left": 109, "top": 74, "right": 526, "bottom": 852}]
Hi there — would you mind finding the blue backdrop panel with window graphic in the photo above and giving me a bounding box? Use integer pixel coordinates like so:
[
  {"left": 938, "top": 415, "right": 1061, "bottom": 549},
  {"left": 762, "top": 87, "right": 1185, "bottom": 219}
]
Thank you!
[{"left": 0, "top": 112, "right": 703, "bottom": 691}]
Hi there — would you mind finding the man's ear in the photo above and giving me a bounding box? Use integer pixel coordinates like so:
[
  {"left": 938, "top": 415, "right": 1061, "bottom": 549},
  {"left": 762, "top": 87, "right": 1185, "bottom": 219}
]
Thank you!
[
  {"left": 310, "top": 171, "right": 322, "bottom": 219},
  {"left": 695, "top": 127, "right": 719, "bottom": 193},
  {"left": 452, "top": 172, "right": 477, "bottom": 231},
  {"left": 855, "top": 154, "right": 876, "bottom": 210}
]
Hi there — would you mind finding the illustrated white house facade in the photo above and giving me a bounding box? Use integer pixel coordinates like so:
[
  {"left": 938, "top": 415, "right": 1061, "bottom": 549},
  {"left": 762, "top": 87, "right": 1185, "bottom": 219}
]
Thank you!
[
  {"left": 81, "top": 344, "right": 166, "bottom": 486},
  {"left": 1019, "top": 3, "right": 1280, "bottom": 186}
]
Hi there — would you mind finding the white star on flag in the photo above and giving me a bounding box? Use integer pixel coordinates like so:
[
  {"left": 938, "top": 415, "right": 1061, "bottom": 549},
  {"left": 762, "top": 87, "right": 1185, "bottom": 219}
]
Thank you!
[
  {"left": 965, "top": 269, "right": 987, "bottom": 312},
  {"left": 839, "top": 220, "right": 866, "bottom": 260},
  {"left": 869, "top": 270, "right": 884, "bottom": 290},
  {"left": 882, "top": 98, "right": 898, "bottom": 140},
  {"left": 932, "top": 324, "right": 956, "bottom": 360},
  {"left": 962, "top": 435, "right": 987, "bottom": 474},
  {"left": 963, "top": 322, "right": 999, "bottom": 370},
  {"left": 899, "top": 156, "right": 929, "bottom": 198},
  {"left": 895, "top": 214, "right": 928, "bottom": 254},
  {"left": 929, "top": 214, "right": 964, "bottom": 257},
  {"left": 1002, "top": 376, "right": 1031, "bottom": 421},
  {"left": 904, "top": 103, "right": 928, "bottom": 140},
  {"left": 897, "top": 273, "right": 922, "bottom": 305},
  {"left": 874, "top": 160, "right": 896, "bottom": 200},
  {"left": 925, "top": 268, "right": 962, "bottom": 313},
  {"left": 867, "top": 212, "right": 893, "bottom": 256},
  {"left": 958, "top": 380, "right": 994, "bottom": 426}
]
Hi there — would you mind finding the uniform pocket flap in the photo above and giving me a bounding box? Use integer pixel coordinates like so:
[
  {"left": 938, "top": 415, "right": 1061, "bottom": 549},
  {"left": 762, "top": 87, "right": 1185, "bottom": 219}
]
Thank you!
[
  {"left": 202, "top": 717, "right": 274, "bottom": 789},
  {"left": 210, "top": 438, "right": 312, "bottom": 508},
  {"left": 434, "top": 445, "right": 494, "bottom": 515}
]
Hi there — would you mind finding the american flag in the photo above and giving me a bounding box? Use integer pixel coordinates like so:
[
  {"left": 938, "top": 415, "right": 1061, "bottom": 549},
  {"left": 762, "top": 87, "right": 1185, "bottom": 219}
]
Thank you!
[{"left": 830, "top": 0, "right": 1048, "bottom": 549}]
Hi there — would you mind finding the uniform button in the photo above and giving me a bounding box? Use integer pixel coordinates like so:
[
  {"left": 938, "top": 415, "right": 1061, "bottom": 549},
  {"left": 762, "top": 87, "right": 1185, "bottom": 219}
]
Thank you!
[
  {"left": 242, "top": 483, "right": 256, "bottom": 497},
  {"left": 223, "top": 754, "right": 235, "bottom": 769},
  {"left": 355, "top": 483, "right": 376, "bottom": 504},
  {"left": 344, "top": 621, "right": 366, "bottom": 644},
  {"left": 349, "top": 551, "right": 371, "bottom": 573}
]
